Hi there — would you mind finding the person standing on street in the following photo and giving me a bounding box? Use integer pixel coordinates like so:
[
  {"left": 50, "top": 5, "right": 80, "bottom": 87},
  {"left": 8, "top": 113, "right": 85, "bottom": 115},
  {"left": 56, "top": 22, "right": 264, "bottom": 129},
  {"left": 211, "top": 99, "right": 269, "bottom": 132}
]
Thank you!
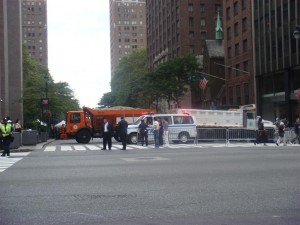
[
  {"left": 162, "top": 119, "right": 169, "bottom": 147},
  {"left": 153, "top": 117, "right": 160, "bottom": 148},
  {"left": 101, "top": 118, "right": 114, "bottom": 150},
  {"left": 138, "top": 119, "right": 148, "bottom": 146},
  {"left": 1, "top": 118, "right": 13, "bottom": 157},
  {"left": 291, "top": 117, "right": 300, "bottom": 144},
  {"left": 118, "top": 117, "right": 128, "bottom": 150},
  {"left": 276, "top": 122, "right": 286, "bottom": 146}
]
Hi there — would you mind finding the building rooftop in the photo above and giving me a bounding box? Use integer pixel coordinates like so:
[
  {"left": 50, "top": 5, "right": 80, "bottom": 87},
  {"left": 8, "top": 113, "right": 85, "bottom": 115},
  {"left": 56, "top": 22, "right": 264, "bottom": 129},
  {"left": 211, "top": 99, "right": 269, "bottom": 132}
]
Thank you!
[{"left": 205, "top": 40, "right": 224, "bottom": 58}]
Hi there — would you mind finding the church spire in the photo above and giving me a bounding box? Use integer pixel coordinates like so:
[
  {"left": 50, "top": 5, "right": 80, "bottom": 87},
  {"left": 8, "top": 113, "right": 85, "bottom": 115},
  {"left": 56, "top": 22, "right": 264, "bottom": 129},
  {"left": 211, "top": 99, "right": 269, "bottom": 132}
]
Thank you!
[{"left": 215, "top": 10, "right": 223, "bottom": 40}]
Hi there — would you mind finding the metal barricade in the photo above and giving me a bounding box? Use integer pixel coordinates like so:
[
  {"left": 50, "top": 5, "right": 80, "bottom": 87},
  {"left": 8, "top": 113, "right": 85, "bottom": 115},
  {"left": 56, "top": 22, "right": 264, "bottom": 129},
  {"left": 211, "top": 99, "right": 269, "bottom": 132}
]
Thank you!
[
  {"left": 196, "top": 128, "right": 227, "bottom": 144},
  {"left": 227, "top": 128, "right": 256, "bottom": 143}
]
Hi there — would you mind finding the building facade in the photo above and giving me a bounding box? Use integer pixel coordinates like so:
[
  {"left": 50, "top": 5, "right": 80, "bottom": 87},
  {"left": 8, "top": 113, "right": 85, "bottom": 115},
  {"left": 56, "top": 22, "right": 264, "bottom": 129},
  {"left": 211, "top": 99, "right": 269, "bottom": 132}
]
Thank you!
[
  {"left": 0, "top": 0, "right": 23, "bottom": 121},
  {"left": 146, "top": 0, "right": 222, "bottom": 108},
  {"left": 252, "top": 0, "right": 300, "bottom": 123},
  {"left": 109, "top": 0, "right": 147, "bottom": 78},
  {"left": 223, "top": 0, "right": 255, "bottom": 108},
  {"left": 21, "top": 0, "right": 48, "bottom": 67}
]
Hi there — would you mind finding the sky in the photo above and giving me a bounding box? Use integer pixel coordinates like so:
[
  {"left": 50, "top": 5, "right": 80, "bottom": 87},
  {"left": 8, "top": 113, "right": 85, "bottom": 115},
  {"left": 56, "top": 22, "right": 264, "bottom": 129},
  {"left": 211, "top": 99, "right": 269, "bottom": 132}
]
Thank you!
[{"left": 47, "top": 0, "right": 111, "bottom": 108}]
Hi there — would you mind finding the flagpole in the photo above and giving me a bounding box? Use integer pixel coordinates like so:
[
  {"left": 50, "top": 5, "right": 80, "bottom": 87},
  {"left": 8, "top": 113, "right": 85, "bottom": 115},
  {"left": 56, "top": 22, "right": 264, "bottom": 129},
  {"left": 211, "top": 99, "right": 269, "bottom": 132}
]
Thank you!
[
  {"left": 214, "top": 62, "right": 250, "bottom": 74},
  {"left": 197, "top": 71, "right": 226, "bottom": 81}
]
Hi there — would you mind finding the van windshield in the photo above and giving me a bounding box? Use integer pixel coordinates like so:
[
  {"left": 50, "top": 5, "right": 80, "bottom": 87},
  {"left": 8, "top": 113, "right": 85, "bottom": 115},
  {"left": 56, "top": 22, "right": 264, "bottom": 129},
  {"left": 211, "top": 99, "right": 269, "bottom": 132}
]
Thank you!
[{"left": 133, "top": 116, "right": 146, "bottom": 125}]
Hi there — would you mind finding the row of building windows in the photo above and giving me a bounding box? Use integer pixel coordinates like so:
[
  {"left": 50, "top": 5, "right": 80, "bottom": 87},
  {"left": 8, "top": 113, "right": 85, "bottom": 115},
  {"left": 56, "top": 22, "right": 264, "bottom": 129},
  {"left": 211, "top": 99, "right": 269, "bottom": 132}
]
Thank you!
[
  {"left": 117, "top": 20, "right": 143, "bottom": 25},
  {"left": 227, "top": 60, "right": 249, "bottom": 78},
  {"left": 227, "top": 83, "right": 250, "bottom": 105},
  {"left": 118, "top": 13, "right": 143, "bottom": 19},
  {"left": 26, "top": 45, "right": 43, "bottom": 51},
  {"left": 118, "top": 38, "right": 143, "bottom": 44},
  {"left": 188, "top": 3, "right": 222, "bottom": 16},
  {"left": 119, "top": 26, "right": 144, "bottom": 31},
  {"left": 226, "top": 0, "right": 247, "bottom": 19},
  {"left": 228, "top": 39, "right": 248, "bottom": 58},
  {"left": 22, "top": 1, "right": 45, "bottom": 6},
  {"left": 226, "top": 18, "right": 247, "bottom": 40},
  {"left": 118, "top": 32, "right": 143, "bottom": 37}
]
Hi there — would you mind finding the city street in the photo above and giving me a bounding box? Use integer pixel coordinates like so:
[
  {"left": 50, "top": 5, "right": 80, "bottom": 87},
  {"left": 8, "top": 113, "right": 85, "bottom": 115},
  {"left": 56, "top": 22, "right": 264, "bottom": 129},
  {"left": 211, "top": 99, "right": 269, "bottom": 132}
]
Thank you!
[{"left": 0, "top": 140, "right": 299, "bottom": 225}]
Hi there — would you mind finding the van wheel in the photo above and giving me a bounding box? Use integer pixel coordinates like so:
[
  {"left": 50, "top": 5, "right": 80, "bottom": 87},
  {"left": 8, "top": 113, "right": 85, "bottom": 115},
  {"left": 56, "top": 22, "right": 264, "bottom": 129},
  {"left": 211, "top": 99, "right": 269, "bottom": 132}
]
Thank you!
[
  {"left": 76, "top": 130, "right": 91, "bottom": 144},
  {"left": 128, "top": 133, "right": 138, "bottom": 144},
  {"left": 179, "top": 132, "right": 189, "bottom": 143}
]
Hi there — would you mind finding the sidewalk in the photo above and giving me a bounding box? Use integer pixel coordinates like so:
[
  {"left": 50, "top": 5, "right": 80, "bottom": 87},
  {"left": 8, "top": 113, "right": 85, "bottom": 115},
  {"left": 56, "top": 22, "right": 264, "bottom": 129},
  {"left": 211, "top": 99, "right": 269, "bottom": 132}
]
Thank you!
[{"left": 10, "top": 139, "right": 55, "bottom": 153}]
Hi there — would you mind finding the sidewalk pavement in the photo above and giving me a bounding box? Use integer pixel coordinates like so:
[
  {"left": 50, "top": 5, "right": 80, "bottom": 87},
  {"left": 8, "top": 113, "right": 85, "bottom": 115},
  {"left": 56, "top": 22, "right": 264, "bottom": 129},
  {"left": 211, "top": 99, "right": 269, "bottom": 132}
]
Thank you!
[{"left": 10, "top": 139, "right": 55, "bottom": 153}]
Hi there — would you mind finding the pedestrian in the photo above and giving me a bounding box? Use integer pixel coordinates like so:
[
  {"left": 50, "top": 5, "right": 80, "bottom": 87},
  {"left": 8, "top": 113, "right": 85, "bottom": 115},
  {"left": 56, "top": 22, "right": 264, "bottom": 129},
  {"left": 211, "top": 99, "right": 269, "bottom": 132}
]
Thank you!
[
  {"left": 255, "top": 117, "right": 267, "bottom": 145},
  {"left": 153, "top": 117, "right": 160, "bottom": 148},
  {"left": 118, "top": 117, "right": 128, "bottom": 150},
  {"left": 276, "top": 122, "right": 286, "bottom": 146},
  {"left": 162, "top": 119, "right": 169, "bottom": 147},
  {"left": 101, "top": 118, "right": 114, "bottom": 150},
  {"left": 14, "top": 119, "right": 22, "bottom": 132},
  {"left": 1, "top": 118, "right": 13, "bottom": 157},
  {"left": 158, "top": 118, "right": 164, "bottom": 146},
  {"left": 138, "top": 119, "right": 148, "bottom": 146},
  {"left": 291, "top": 117, "right": 300, "bottom": 144}
]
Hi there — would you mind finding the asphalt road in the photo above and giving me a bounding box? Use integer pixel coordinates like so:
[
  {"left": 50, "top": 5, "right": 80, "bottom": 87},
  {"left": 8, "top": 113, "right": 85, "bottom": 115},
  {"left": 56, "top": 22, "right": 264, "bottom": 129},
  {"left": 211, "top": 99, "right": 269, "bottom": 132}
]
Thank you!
[{"left": 0, "top": 142, "right": 299, "bottom": 225}]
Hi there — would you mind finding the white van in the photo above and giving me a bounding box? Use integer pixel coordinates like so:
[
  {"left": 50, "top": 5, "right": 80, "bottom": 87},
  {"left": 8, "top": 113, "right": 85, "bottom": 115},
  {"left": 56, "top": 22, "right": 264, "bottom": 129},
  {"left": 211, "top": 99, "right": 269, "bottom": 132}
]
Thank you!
[{"left": 126, "top": 114, "right": 197, "bottom": 144}]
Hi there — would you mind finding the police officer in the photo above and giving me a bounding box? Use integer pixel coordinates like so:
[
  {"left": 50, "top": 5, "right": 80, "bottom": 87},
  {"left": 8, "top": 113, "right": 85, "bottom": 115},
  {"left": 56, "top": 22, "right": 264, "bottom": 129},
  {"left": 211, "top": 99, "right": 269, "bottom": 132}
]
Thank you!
[
  {"left": 1, "top": 118, "right": 13, "bottom": 157},
  {"left": 118, "top": 117, "right": 128, "bottom": 150}
]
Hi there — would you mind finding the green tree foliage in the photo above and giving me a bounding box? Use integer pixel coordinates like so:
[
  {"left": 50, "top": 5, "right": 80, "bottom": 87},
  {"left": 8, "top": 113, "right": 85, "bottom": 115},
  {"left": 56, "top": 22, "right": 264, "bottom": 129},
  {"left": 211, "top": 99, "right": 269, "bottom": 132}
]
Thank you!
[
  {"left": 99, "top": 50, "right": 199, "bottom": 111},
  {"left": 23, "top": 47, "right": 80, "bottom": 127}
]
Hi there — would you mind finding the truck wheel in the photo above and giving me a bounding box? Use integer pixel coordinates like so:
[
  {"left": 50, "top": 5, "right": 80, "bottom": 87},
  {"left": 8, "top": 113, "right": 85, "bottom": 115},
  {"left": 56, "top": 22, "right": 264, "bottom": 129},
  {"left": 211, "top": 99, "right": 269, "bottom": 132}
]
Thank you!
[
  {"left": 179, "top": 132, "right": 189, "bottom": 143},
  {"left": 76, "top": 130, "right": 91, "bottom": 144},
  {"left": 128, "top": 133, "right": 138, "bottom": 144}
]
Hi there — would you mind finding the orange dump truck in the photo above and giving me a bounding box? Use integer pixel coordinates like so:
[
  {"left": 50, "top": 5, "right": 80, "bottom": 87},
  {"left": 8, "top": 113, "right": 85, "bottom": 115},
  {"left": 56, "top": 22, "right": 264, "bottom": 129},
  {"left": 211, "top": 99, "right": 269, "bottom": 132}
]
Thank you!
[{"left": 65, "top": 106, "right": 156, "bottom": 143}]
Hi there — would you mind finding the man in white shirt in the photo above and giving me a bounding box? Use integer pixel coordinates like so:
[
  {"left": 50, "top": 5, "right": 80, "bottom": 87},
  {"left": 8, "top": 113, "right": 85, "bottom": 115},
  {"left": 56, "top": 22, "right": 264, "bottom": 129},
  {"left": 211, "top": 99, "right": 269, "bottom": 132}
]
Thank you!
[{"left": 153, "top": 118, "right": 160, "bottom": 148}]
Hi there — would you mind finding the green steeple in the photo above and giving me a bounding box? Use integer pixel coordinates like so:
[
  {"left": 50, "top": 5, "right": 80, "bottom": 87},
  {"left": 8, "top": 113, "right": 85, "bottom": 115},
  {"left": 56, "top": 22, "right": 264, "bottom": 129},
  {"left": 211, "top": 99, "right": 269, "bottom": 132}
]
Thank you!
[{"left": 216, "top": 10, "right": 223, "bottom": 40}]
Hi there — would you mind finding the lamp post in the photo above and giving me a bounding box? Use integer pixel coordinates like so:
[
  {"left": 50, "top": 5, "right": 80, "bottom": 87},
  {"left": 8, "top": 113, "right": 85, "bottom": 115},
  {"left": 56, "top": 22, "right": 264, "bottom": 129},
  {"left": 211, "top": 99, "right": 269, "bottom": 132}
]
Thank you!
[{"left": 293, "top": 25, "right": 300, "bottom": 39}]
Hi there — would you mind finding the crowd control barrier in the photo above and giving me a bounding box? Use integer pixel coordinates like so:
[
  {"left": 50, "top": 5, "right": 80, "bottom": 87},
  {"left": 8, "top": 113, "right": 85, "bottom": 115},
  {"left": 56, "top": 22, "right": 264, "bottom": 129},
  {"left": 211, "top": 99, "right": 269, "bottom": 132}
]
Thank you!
[{"left": 195, "top": 127, "right": 276, "bottom": 145}]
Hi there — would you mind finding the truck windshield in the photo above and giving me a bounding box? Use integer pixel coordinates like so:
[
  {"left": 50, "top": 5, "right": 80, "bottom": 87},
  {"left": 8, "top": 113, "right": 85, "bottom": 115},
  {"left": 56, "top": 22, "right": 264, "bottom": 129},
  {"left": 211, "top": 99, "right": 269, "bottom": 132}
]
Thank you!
[{"left": 133, "top": 116, "right": 146, "bottom": 125}]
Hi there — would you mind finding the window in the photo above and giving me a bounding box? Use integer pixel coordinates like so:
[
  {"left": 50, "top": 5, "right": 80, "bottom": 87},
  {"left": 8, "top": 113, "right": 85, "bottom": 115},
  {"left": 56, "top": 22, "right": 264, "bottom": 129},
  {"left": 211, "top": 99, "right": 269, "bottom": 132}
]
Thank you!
[
  {"left": 244, "top": 83, "right": 249, "bottom": 104},
  {"left": 201, "top": 19, "right": 205, "bottom": 26},
  {"left": 226, "top": 7, "right": 231, "bottom": 20},
  {"left": 173, "top": 116, "right": 193, "bottom": 124},
  {"left": 234, "top": 1, "right": 238, "bottom": 15},
  {"left": 234, "top": 22, "right": 239, "bottom": 36},
  {"left": 243, "top": 61, "right": 248, "bottom": 73},
  {"left": 228, "top": 68, "right": 232, "bottom": 79},
  {"left": 70, "top": 113, "right": 81, "bottom": 123},
  {"left": 188, "top": 4, "right": 193, "bottom": 12},
  {"left": 236, "top": 64, "right": 240, "bottom": 76},
  {"left": 228, "top": 87, "right": 233, "bottom": 105},
  {"left": 235, "top": 43, "right": 239, "bottom": 56},
  {"left": 189, "top": 31, "right": 195, "bottom": 40},
  {"left": 236, "top": 85, "right": 241, "bottom": 105},
  {"left": 227, "top": 27, "right": 231, "bottom": 40},
  {"left": 189, "top": 17, "right": 194, "bottom": 27},
  {"left": 200, "top": 31, "right": 206, "bottom": 40},
  {"left": 242, "top": 18, "right": 247, "bottom": 32},
  {"left": 242, "top": 0, "right": 247, "bottom": 10},
  {"left": 243, "top": 39, "right": 248, "bottom": 52},
  {"left": 200, "top": 4, "right": 205, "bottom": 12},
  {"left": 228, "top": 47, "right": 232, "bottom": 58}
]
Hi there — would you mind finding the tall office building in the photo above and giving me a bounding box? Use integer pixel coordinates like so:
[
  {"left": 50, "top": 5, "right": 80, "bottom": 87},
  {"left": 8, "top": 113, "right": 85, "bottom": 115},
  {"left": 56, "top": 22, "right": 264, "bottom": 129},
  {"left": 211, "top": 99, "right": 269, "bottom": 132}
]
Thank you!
[
  {"left": 146, "top": 0, "right": 222, "bottom": 108},
  {"left": 21, "top": 0, "right": 48, "bottom": 67},
  {"left": 252, "top": 0, "right": 300, "bottom": 123},
  {"left": 0, "top": 0, "right": 23, "bottom": 121},
  {"left": 109, "top": 0, "right": 147, "bottom": 78},
  {"left": 223, "top": 0, "right": 255, "bottom": 107}
]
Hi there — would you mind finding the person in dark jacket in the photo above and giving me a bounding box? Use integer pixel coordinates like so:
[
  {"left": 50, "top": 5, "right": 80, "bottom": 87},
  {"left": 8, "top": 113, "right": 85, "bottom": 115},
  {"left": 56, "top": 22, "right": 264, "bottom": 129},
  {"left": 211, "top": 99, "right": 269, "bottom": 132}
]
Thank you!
[
  {"left": 291, "top": 117, "right": 300, "bottom": 144},
  {"left": 255, "top": 117, "right": 267, "bottom": 145},
  {"left": 101, "top": 118, "right": 114, "bottom": 150},
  {"left": 118, "top": 117, "right": 128, "bottom": 150},
  {"left": 276, "top": 122, "right": 286, "bottom": 146},
  {"left": 138, "top": 120, "right": 148, "bottom": 146}
]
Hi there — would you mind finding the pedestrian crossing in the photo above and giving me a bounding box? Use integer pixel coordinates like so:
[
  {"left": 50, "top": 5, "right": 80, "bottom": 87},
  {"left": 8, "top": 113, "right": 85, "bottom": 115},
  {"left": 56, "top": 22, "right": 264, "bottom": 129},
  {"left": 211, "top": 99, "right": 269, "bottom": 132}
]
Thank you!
[
  {"left": 0, "top": 152, "right": 30, "bottom": 173},
  {"left": 42, "top": 142, "right": 270, "bottom": 152}
]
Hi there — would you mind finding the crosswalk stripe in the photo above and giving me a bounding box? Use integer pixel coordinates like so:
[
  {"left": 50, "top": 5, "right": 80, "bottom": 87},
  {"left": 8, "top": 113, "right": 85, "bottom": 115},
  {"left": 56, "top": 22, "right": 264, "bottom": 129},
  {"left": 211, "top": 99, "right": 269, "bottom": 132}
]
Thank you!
[
  {"left": 61, "top": 146, "right": 73, "bottom": 151},
  {"left": 74, "top": 145, "right": 87, "bottom": 151},
  {"left": 86, "top": 145, "right": 100, "bottom": 151},
  {"left": 0, "top": 152, "right": 30, "bottom": 173},
  {"left": 44, "top": 146, "right": 56, "bottom": 152}
]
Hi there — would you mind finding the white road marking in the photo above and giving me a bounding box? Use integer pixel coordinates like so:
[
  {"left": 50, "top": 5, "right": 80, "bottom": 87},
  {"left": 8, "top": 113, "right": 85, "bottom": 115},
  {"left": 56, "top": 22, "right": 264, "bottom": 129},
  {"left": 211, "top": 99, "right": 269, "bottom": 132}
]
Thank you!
[
  {"left": 44, "top": 146, "right": 56, "bottom": 152},
  {"left": 86, "top": 145, "right": 100, "bottom": 151},
  {"left": 0, "top": 152, "right": 30, "bottom": 173},
  {"left": 61, "top": 146, "right": 73, "bottom": 151},
  {"left": 74, "top": 145, "right": 87, "bottom": 151}
]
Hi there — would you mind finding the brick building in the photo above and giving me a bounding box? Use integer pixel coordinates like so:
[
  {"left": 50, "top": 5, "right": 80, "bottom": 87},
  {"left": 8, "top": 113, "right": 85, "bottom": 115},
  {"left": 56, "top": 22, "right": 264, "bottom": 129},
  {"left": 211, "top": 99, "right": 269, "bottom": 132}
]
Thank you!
[
  {"left": 21, "top": 0, "right": 48, "bottom": 67},
  {"left": 109, "top": 0, "right": 147, "bottom": 78},
  {"left": 0, "top": 0, "right": 23, "bottom": 121},
  {"left": 146, "top": 0, "right": 222, "bottom": 108},
  {"left": 223, "top": 0, "right": 255, "bottom": 108}
]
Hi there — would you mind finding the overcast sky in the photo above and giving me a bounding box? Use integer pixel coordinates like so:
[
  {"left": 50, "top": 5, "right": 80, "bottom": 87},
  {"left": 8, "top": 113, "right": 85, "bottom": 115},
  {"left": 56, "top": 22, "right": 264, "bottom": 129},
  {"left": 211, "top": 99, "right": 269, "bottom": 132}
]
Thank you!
[{"left": 47, "top": 0, "right": 111, "bottom": 108}]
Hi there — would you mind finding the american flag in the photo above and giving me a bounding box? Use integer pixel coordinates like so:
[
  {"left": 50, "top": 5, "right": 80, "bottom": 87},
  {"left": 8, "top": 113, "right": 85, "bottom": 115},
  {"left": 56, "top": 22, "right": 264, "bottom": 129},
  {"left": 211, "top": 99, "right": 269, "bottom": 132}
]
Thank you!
[{"left": 199, "top": 75, "right": 208, "bottom": 90}]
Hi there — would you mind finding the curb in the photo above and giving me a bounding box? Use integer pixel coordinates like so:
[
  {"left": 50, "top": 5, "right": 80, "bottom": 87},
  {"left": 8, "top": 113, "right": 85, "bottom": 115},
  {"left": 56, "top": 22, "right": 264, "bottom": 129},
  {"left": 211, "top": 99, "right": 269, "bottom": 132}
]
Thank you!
[{"left": 10, "top": 139, "right": 55, "bottom": 153}]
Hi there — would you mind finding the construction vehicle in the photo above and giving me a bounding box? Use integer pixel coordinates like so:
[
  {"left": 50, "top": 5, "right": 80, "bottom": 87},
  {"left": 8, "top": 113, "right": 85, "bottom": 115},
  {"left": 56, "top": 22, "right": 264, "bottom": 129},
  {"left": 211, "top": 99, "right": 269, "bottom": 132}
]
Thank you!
[
  {"left": 176, "top": 104, "right": 275, "bottom": 129},
  {"left": 65, "top": 106, "right": 156, "bottom": 143}
]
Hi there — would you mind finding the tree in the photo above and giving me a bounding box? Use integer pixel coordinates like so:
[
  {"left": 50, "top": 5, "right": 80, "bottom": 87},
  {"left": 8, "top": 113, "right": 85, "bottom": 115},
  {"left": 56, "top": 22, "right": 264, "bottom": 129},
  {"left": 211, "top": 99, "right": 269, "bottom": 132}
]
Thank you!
[{"left": 22, "top": 46, "right": 80, "bottom": 128}]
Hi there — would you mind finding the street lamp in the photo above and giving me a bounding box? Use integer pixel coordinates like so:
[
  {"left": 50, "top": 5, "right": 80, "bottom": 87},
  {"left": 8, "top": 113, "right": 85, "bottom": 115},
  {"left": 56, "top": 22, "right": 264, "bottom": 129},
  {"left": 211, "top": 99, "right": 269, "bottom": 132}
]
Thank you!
[{"left": 293, "top": 25, "right": 300, "bottom": 39}]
